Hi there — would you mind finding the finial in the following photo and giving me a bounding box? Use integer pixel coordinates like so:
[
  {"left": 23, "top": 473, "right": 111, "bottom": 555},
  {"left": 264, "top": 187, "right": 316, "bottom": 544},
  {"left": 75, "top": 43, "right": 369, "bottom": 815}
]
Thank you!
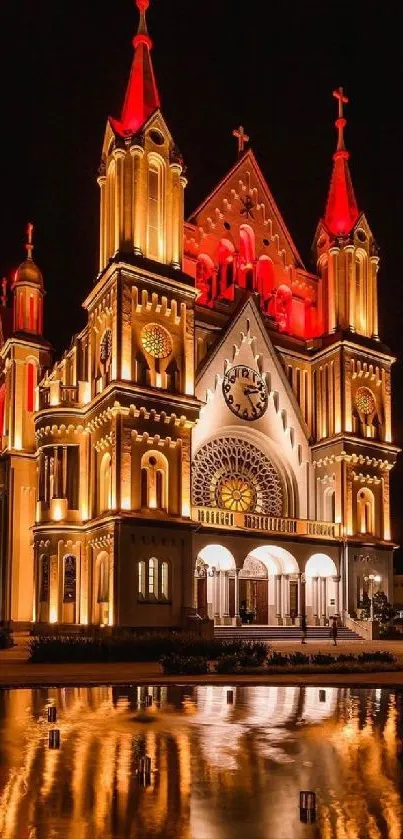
[
  {"left": 333, "top": 86, "right": 349, "bottom": 153},
  {"left": 233, "top": 125, "right": 250, "bottom": 157},
  {"left": 134, "top": 0, "right": 152, "bottom": 48},
  {"left": 1, "top": 278, "right": 7, "bottom": 307},
  {"left": 26, "top": 223, "right": 34, "bottom": 260}
]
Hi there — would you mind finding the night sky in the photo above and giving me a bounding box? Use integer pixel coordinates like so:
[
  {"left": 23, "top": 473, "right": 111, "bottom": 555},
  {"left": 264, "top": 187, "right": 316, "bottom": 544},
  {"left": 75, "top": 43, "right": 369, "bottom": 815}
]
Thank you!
[{"left": 1, "top": 1, "right": 402, "bottom": 562}]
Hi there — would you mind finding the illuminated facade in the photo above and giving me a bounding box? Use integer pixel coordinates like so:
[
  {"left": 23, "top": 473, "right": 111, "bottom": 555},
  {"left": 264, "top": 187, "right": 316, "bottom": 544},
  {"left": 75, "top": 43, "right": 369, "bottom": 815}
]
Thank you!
[{"left": 0, "top": 1, "right": 398, "bottom": 630}]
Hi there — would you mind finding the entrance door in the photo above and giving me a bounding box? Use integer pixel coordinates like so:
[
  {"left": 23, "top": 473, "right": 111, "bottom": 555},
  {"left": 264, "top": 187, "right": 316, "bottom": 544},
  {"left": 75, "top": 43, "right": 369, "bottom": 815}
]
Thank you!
[
  {"left": 197, "top": 577, "right": 207, "bottom": 618},
  {"left": 289, "top": 580, "right": 298, "bottom": 624},
  {"left": 255, "top": 580, "right": 268, "bottom": 624}
]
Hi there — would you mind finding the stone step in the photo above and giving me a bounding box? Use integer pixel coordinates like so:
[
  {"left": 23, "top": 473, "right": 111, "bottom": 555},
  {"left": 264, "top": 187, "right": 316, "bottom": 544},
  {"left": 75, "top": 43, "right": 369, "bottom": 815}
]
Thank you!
[{"left": 214, "top": 625, "right": 362, "bottom": 641}]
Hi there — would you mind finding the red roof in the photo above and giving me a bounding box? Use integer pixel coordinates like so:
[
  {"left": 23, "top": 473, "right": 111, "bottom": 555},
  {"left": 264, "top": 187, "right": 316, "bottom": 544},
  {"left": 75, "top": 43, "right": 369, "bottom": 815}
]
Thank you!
[
  {"left": 110, "top": 0, "right": 160, "bottom": 137},
  {"left": 324, "top": 88, "right": 359, "bottom": 236}
]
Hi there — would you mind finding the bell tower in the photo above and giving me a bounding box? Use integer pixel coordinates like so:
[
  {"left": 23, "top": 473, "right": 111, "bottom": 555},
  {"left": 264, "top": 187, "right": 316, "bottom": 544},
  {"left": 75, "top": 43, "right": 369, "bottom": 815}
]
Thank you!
[
  {"left": 97, "top": 0, "right": 187, "bottom": 274},
  {"left": 314, "top": 88, "right": 379, "bottom": 339}
]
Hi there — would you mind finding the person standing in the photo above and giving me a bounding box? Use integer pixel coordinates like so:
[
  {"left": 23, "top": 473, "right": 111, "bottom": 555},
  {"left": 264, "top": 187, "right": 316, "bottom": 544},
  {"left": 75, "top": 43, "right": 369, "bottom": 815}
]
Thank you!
[
  {"left": 301, "top": 613, "right": 307, "bottom": 644},
  {"left": 331, "top": 615, "right": 338, "bottom": 646}
]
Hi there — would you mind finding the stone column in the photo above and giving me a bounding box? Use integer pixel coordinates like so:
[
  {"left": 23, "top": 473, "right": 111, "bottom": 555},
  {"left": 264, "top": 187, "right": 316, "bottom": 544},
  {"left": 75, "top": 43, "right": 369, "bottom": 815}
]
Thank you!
[
  {"left": 214, "top": 570, "right": 220, "bottom": 624},
  {"left": 333, "top": 576, "right": 340, "bottom": 616},
  {"left": 234, "top": 569, "right": 240, "bottom": 623},
  {"left": 297, "top": 573, "right": 302, "bottom": 625},
  {"left": 313, "top": 576, "right": 319, "bottom": 624},
  {"left": 283, "top": 574, "right": 290, "bottom": 625},
  {"left": 169, "top": 162, "right": 183, "bottom": 269},
  {"left": 97, "top": 173, "right": 106, "bottom": 272},
  {"left": 267, "top": 574, "right": 271, "bottom": 626},
  {"left": 223, "top": 571, "right": 230, "bottom": 621},
  {"left": 130, "top": 143, "right": 145, "bottom": 255},
  {"left": 113, "top": 147, "right": 126, "bottom": 255},
  {"left": 321, "top": 577, "right": 327, "bottom": 625},
  {"left": 275, "top": 575, "right": 282, "bottom": 625}
]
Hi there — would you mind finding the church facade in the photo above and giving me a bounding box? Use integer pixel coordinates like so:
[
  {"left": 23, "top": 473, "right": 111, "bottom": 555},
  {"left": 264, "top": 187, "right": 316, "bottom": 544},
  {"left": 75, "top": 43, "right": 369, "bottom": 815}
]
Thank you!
[{"left": 0, "top": 0, "right": 398, "bottom": 631}]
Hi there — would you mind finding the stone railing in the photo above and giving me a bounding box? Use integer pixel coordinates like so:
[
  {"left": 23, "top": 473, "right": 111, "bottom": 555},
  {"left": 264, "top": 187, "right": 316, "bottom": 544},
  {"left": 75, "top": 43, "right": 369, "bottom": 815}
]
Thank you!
[
  {"left": 38, "top": 381, "right": 90, "bottom": 410},
  {"left": 192, "top": 507, "right": 341, "bottom": 539},
  {"left": 344, "top": 614, "right": 380, "bottom": 640}
]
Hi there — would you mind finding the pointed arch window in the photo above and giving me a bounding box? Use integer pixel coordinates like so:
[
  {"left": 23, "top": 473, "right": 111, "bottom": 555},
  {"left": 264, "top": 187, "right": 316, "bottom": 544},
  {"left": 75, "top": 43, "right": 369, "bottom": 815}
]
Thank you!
[
  {"left": 96, "top": 552, "right": 109, "bottom": 603},
  {"left": 26, "top": 362, "right": 36, "bottom": 412},
  {"left": 148, "top": 557, "right": 157, "bottom": 596},
  {"left": 140, "top": 451, "right": 168, "bottom": 512},
  {"left": 100, "top": 451, "right": 112, "bottom": 513},
  {"left": 147, "top": 156, "right": 165, "bottom": 262},
  {"left": 161, "top": 561, "right": 169, "bottom": 599},
  {"left": 63, "top": 555, "right": 77, "bottom": 603},
  {"left": 138, "top": 561, "right": 146, "bottom": 598},
  {"left": 357, "top": 487, "right": 375, "bottom": 535}
]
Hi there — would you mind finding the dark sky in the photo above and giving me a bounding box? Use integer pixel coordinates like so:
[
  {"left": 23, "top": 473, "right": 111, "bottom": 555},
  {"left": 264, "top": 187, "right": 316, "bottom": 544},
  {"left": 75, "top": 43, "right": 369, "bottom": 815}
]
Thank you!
[{"left": 1, "top": 0, "right": 402, "bottom": 561}]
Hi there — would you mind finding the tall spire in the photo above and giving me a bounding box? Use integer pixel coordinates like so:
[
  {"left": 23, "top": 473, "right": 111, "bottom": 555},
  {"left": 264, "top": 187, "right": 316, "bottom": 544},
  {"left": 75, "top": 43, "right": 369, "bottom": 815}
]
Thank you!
[
  {"left": 324, "top": 87, "right": 359, "bottom": 236},
  {"left": 110, "top": 0, "right": 160, "bottom": 137}
]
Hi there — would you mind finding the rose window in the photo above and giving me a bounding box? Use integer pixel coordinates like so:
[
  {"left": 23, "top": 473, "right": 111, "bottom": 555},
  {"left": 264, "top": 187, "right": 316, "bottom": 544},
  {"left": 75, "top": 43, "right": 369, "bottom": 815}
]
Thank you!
[
  {"left": 141, "top": 323, "right": 172, "bottom": 359},
  {"left": 355, "top": 386, "right": 376, "bottom": 416},
  {"left": 218, "top": 476, "right": 256, "bottom": 513},
  {"left": 192, "top": 437, "right": 283, "bottom": 516}
]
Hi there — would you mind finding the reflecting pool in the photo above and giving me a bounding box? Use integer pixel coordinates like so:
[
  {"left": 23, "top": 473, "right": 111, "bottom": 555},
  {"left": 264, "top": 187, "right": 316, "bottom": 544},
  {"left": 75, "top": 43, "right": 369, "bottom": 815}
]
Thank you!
[{"left": 0, "top": 685, "right": 402, "bottom": 838}]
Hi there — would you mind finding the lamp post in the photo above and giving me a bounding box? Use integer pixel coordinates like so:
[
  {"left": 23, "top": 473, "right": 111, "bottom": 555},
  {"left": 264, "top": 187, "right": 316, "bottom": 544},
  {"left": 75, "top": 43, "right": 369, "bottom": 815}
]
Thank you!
[{"left": 364, "top": 573, "right": 381, "bottom": 620}]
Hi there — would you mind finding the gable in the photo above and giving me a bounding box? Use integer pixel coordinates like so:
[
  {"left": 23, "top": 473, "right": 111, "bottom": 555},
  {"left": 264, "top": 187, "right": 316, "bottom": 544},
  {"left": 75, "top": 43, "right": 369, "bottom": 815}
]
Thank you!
[
  {"left": 187, "top": 150, "right": 304, "bottom": 270},
  {"left": 193, "top": 297, "right": 311, "bottom": 518}
]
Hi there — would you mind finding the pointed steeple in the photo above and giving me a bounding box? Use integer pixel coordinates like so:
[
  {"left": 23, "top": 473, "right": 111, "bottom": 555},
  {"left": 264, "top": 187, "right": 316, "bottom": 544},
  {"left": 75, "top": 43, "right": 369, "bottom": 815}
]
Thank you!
[
  {"left": 110, "top": 0, "right": 160, "bottom": 137},
  {"left": 324, "top": 87, "right": 359, "bottom": 236}
]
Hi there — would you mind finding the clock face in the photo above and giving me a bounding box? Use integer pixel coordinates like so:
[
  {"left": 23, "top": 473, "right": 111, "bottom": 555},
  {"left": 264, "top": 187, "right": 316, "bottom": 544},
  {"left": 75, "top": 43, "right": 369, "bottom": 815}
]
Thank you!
[{"left": 222, "top": 365, "right": 268, "bottom": 421}]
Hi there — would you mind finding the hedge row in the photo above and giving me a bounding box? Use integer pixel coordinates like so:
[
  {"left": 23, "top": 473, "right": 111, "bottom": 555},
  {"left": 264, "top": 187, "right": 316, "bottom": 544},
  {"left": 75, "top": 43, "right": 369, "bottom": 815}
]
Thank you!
[
  {"left": 161, "top": 649, "right": 397, "bottom": 674},
  {"left": 29, "top": 634, "right": 268, "bottom": 664}
]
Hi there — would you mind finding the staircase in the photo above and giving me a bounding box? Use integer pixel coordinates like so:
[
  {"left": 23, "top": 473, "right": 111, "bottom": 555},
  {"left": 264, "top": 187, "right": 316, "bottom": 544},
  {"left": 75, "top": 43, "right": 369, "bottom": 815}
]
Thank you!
[{"left": 214, "top": 625, "right": 362, "bottom": 641}]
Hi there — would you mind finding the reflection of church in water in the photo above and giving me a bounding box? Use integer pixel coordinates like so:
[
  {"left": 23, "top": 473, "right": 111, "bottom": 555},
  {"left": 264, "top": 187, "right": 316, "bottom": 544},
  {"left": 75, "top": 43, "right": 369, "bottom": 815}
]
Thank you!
[
  {"left": 0, "top": 0, "right": 398, "bottom": 630},
  {"left": 0, "top": 686, "right": 401, "bottom": 839}
]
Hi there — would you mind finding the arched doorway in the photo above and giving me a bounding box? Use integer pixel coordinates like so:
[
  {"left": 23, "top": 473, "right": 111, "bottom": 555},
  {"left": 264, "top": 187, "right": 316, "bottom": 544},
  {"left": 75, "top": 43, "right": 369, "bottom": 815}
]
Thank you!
[
  {"left": 240, "top": 546, "right": 300, "bottom": 626},
  {"left": 305, "top": 553, "right": 339, "bottom": 625},
  {"left": 195, "top": 545, "right": 236, "bottom": 624}
]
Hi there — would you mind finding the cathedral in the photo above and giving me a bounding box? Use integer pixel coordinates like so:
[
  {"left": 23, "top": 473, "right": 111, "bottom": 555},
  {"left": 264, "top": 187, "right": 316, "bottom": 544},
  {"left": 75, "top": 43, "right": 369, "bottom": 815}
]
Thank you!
[{"left": 0, "top": 0, "right": 398, "bottom": 632}]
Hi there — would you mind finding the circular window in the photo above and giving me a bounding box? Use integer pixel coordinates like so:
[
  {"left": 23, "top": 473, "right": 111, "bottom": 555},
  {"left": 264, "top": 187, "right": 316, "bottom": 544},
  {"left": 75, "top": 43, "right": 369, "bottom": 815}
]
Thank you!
[
  {"left": 141, "top": 323, "right": 172, "bottom": 359},
  {"left": 100, "top": 329, "right": 112, "bottom": 365},
  {"left": 149, "top": 129, "right": 164, "bottom": 146},
  {"left": 217, "top": 476, "right": 256, "bottom": 513},
  {"left": 355, "top": 386, "right": 376, "bottom": 416}
]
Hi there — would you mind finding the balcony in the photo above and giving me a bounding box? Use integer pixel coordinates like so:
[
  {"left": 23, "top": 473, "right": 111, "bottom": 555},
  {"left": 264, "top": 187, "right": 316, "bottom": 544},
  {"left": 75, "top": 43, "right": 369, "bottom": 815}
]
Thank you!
[
  {"left": 38, "top": 381, "right": 90, "bottom": 411},
  {"left": 192, "top": 507, "right": 341, "bottom": 540}
]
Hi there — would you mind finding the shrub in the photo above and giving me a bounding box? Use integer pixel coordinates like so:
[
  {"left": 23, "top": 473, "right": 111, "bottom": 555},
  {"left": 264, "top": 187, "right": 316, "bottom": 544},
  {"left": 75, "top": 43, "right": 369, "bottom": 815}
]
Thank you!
[
  {"left": 335, "top": 654, "right": 355, "bottom": 663},
  {"left": 311, "top": 653, "right": 334, "bottom": 666},
  {"left": 0, "top": 626, "right": 14, "bottom": 650},
  {"left": 268, "top": 652, "right": 290, "bottom": 666},
  {"left": 289, "top": 652, "right": 310, "bottom": 666},
  {"left": 357, "top": 651, "right": 395, "bottom": 664},
  {"left": 29, "top": 633, "right": 271, "bottom": 665},
  {"left": 160, "top": 654, "right": 209, "bottom": 675},
  {"left": 215, "top": 654, "right": 241, "bottom": 674}
]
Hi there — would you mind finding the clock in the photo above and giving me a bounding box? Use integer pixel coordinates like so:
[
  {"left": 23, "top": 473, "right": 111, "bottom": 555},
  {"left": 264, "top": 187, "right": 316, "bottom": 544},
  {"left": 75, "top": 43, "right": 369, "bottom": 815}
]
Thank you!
[{"left": 222, "top": 365, "right": 268, "bottom": 421}]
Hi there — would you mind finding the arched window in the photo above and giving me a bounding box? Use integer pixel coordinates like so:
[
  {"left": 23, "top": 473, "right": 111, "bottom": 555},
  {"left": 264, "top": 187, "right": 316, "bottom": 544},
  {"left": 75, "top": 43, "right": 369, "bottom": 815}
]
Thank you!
[
  {"left": 39, "top": 554, "right": 50, "bottom": 603},
  {"left": 140, "top": 451, "right": 168, "bottom": 511},
  {"left": 63, "top": 555, "right": 77, "bottom": 603},
  {"left": 147, "top": 156, "right": 165, "bottom": 262},
  {"left": 107, "top": 159, "right": 116, "bottom": 260},
  {"left": 355, "top": 251, "right": 369, "bottom": 335},
  {"left": 324, "top": 486, "right": 336, "bottom": 522},
  {"left": 138, "top": 561, "right": 146, "bottom": 597},
  {"left": 256, "top": 255, "right": 275, "bottom": 303},
  {"left": 148, "top": 557, "right": 157, "bottom": 596},
  {"left": 26, "top": 362, "right": 36, "bottom": 412},
  {"left": 161, "top": 561, "right": 169, "bottom": 599},
  {"left": 239, "top": 225, "right": 255, "bottom": 290},
  {"left": 357, "top": 487, "right": 375, "bottom": 535},
  {"left": 97, "top": 552, "right": 109, "bottom": 603},
  {"left": 196, "top": 254, "right": 215, "bottom": 304},
  {"left": 217, "top": 239, "right": 235, "bottom": 295},
  {"left": 100, "top": 452, "right": 112, "bottom": 513}
]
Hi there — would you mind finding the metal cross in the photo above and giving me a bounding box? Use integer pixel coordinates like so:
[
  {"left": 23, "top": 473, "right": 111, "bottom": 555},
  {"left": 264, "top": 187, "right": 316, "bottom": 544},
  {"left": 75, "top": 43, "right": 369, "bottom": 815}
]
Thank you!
[{"left": 233, "top": 125, "right": 250, "bottom": 155}]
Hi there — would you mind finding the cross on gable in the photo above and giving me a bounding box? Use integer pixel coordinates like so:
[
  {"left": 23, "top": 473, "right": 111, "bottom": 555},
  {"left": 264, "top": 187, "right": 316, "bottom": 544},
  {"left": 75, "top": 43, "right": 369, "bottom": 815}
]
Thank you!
[
  {"left": 233, "top": 125, "right": 249, "bottom": 155},
  {"left": 333, "top": 86, "right": 349, "bottom": 151},
  {"left": 333, "top": 86, "right": 348, "bottom": 119}
]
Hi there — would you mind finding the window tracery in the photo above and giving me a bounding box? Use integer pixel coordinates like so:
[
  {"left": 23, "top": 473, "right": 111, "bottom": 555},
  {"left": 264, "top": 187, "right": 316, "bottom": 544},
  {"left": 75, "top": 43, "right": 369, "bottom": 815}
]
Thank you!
[
  {"left": 140, "top": 323, "right": 172, "bottom": 360},
  {"left": 192, "top": 437, "right": 283, "bottom": 516}
]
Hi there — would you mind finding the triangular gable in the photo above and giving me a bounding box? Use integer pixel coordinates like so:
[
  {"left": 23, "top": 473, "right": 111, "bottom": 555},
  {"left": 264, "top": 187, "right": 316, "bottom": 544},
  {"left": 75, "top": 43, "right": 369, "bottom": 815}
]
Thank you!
[
  {"left": 189, "top": 149, "right": 305, "bottom": 270},
  {"left": 193, "top": 296, "right": 311, "bottom": 517}
]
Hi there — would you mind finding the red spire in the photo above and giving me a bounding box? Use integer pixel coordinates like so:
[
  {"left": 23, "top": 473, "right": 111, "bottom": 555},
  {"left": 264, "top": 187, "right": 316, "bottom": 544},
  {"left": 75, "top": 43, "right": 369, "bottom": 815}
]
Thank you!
[
  {"left": 110, "top": 0, "right": 160, "bottom": 137},
  {"left": 324, "top": 87, "right": 359, "bottom": 236}
]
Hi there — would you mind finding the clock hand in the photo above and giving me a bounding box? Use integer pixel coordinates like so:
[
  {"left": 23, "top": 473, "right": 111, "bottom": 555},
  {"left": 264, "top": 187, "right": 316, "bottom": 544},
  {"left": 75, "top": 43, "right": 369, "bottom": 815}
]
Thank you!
[{"left": 244, "top": 386, "right": 260, "bottom": 396}]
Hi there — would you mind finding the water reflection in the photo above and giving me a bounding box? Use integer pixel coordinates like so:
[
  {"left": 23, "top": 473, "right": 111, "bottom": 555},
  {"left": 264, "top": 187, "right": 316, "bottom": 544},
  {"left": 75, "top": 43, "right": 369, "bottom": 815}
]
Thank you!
[{"left": 0, "top": 685, "right": 402, "bottom": 838}]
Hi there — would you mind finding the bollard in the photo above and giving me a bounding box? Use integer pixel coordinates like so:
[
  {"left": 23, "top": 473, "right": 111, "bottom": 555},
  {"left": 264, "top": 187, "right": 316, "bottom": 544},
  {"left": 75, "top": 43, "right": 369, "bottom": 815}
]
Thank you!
[
  {"left": 48, "top": 706, "right": 57, "bottom": 723},
  {"left": 300, "top": 791, "right": 316, "bottom": 824},
  {"left": 48, "top": 729, "right": 61, "bottom": 750},
  {"left": 319, "top": 689, "right": 326, "bottom": 703},
  {"left": 227, "top": 690, "right": 234, "bottom": 704}
]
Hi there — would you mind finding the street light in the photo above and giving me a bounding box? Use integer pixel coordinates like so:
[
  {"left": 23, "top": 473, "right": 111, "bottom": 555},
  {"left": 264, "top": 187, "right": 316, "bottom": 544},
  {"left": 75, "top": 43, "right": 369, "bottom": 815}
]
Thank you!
[{"left": 364, "top": 573, "right": 381, "bottom": 620}]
